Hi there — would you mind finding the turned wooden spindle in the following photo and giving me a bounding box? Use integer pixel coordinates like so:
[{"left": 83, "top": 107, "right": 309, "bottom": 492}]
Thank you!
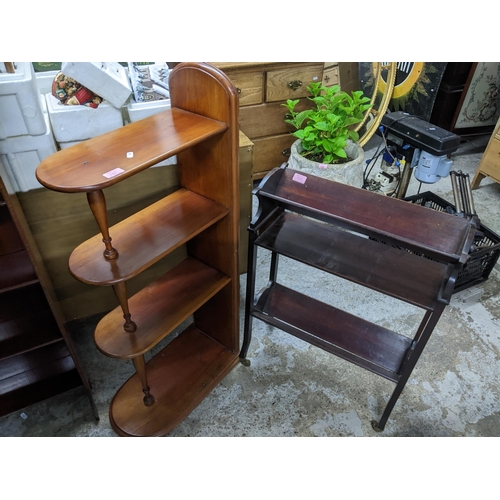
[
  {"left": 112, "top": 281, "right": 137, "bottom": 333},
  {"left": 87, "top": 190, "right": 118, "bottom": 260},
  {"left": 132, "top": 355, "right": 155, "bottom": 406}
]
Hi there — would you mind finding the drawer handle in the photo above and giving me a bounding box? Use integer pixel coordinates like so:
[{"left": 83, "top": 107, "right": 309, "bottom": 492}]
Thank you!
[
  {"left": 236, "top": 87, "right": 242, "bottom": 94},
  {"left": 288, "top": 80, "right": 303, "bottom": 91},
  {"left": 282, "top": 148, "right": 291, "bottom": 156}
]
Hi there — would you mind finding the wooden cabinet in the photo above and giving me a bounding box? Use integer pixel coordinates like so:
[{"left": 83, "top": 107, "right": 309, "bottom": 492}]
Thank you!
[
  {"left": 213, "top": 63, "right": 342, "bottom": 179},
  {"left": 35, "top": 62, "right": 241, "bottom": 437},
  {"left": 241, "top": 165, "right": 476, "bottom": 431},
  {"left": 0, "top": 177, "right": 97, "bottom": 419},
  {"left": 471, "top": 116, "right": 500, "bottom": 189}
]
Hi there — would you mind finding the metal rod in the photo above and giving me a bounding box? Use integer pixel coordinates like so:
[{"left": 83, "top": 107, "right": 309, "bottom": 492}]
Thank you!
[
  {"left": 465, "top": 173, "right": 477, "bottom": 216},
  {"left": 458, "top": 172, "right": 470, "bottom": 215},
  {"left": 450, "top": 171, "right": 463, "bottom": 213}
]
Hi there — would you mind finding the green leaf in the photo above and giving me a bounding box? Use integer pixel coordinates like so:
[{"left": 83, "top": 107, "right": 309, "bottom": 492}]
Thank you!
[
  {"left": 348, "top": 130, "right": 360, "bottom": 142},
  {"left": 322, "top": 138, "right": 333, "bottom": 152},
  {"left": 334, "top": 147, "right": 347, "bottom": 158},
  {"left": 314, "top": 121, "right": 329, "bottom": 131}
]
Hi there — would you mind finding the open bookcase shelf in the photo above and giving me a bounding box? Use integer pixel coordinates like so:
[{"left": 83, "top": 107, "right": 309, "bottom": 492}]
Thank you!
[
  {"left": 0, "top": 178, "right": 97, "bottom": 419},
  {"left": 36, "top": 63, "right": 240, "bottom": 436}
]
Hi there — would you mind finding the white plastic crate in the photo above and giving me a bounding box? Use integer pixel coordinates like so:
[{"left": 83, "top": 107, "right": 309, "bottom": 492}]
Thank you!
[
  {"left": 35, "top": 70, "right": 59, "bottom": 95},
  {"left": 0, "top": 62, "right": 47, "bottom": 139},
  {"left": 126, "top": 98, "right": 171, "bottom": 123},
  {"left": 0, "top": 105, "right": 57, "bottom": 192},
  {"left": 61, "top": 62, "right": 132, "bottom": 109},
  {"left": 45, "top": 93, "right": 124, "bottom": 143}
]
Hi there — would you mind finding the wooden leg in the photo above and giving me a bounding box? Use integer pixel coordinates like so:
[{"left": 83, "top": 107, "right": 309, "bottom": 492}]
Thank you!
[
  {"left": 372, "top": 305, "right": 446, "bottom": 431},
  {"left": 112, "top": 281, "right": 137, "bottom": 333},
  {"left": 132, "top": 355, "right": 155, "bottom": 406},
  {"left": 240, "top": 230, "right": 258, "bottom": 366},
  {"left": 470, "top": 170, "right": 485, "bottom": 190},
  {"left": 87, "top": 190, "right": 118, "bottom": 260},
  {"left": 269, "top": 251, "right": 279, "bottom": 284}
]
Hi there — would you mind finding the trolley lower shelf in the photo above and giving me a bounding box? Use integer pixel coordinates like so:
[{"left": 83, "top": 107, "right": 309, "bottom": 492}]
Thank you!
[
  {"left": 110, "top": 324, "right": 240, "bottom": 437},
  {"left": 253, "top": 282, "right": 412, "bottom": 382}
]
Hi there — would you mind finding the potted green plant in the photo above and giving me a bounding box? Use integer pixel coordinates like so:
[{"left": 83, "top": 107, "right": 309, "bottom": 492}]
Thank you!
[{"left": 283, "top": 81, "right": 371, "bottom": 186}]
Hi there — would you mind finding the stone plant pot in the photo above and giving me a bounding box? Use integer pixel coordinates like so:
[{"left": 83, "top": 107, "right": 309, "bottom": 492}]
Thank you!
[{"left": 288, "top": 139, "right": 365, "bottom": 188}]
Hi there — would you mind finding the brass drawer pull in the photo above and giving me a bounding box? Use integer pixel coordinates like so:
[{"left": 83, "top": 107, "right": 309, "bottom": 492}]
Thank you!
[
  {"left": 288, "top": 80, "right": 302, "bottom": 91},
  {"left": 282, "top": 148, "right": 291, "bottom": 156},
  {"left": 236, "top": 88, "right": 242, "bottom": 94}
]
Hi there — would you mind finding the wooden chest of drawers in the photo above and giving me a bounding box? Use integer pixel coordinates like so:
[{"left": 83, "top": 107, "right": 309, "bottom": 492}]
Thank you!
[
  {"left": 213, "top": 62, "right": 349, "bottom": 179},
  {"left": 471, "top": 116, "right": 500, "bottom": 189}
]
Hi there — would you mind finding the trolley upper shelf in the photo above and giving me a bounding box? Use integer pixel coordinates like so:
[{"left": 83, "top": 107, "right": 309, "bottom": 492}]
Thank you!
[{"left": 36, "top": 107, "right": 227, "bottom": 193}]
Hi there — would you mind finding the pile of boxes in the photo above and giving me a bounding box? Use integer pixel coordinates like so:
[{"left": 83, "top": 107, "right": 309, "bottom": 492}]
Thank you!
[{"left": 0, "top": 62, "right": 174, "bottom": 193}]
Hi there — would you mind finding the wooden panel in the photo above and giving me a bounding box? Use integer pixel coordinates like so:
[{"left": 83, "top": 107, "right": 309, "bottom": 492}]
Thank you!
[
  {"left": 68, "top": 188, "right": 229, "bottom": 285},
  {"left": 0, "top": 283, "right": 49, "bottom": 322},
  {"left": 266, "top": 64, "right": 324, "bottom": 102},
  {"left": 251, "top": 134, "right": 295, "bottom": 177},
  {"left": 0, "top": 250, "right": 38, "bottom": 291},
  {"left": 239, "top": 98, "right": 312, "bottom": 139},
  {"left": 478, "top": 137, "right": 500, "bottom": 182},
  {"left": 337, "top": 62, "right": 359, "bottom": 94},
  {"left": 0, "top": 342, "right": 80, "bottom": 417},
  {"left": 0, "top": 206, "right": 25, "bottom": 255},
  {"left": 224, "top": 70, "right": 263, "bottom": 106},
  {"left": 36, "top": 108, "right": 227, "bottom": 193},
  {"left": 94, "top": 257, "right": 230, "bottom": 358},
  {"left": 322, "top": 65, "right": 339, "bottom": 87},
  {"left": 0, "top": 308, "right": 61, "bottom": 360},
  {"left": 170, "top": 62, "right": 240, "bottom": 352}
]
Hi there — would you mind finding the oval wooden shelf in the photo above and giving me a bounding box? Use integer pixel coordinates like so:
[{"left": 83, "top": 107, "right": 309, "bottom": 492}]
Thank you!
[
  {"left": 109, "top": 324, "right": 239, "bottom": 437},
  {"left": 36, "top": 107, "right": 227, "bottom": 193},
  {"left": 69, "top": 188, "right": 229, "bottom": 285},
  {"left": 94, "top": 257, "right": 231, "bottom": 359}
]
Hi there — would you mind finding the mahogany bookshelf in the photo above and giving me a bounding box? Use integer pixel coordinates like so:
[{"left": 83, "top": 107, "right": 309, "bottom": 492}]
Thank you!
[
  {"left": 0, "top": 177, "right": 97, "bottom": 419},
  {"left": 241, "top": 165, "right": 476, "bottom": 431}
]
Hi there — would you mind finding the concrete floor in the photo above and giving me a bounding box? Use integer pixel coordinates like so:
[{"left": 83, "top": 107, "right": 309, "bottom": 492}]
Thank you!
[{"left": 1, "top": 134, "right": 499, "bottom": 437}]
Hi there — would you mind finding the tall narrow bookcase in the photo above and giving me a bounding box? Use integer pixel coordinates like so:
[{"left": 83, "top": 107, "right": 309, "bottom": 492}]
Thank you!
[{"left": 36, "top": 62, "right": 241, "bottom": 437}]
